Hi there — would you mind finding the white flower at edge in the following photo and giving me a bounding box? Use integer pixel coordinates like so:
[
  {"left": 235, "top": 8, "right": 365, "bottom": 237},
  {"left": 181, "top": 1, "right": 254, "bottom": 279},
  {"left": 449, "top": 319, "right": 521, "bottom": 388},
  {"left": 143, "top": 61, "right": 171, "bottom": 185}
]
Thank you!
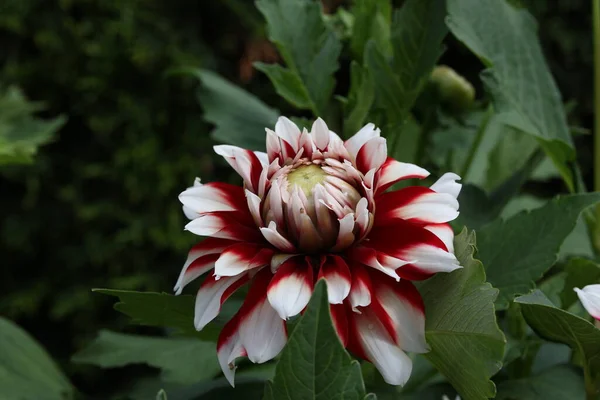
[{"left": 574, "top": 284, "right": 600, "bottom": 320}]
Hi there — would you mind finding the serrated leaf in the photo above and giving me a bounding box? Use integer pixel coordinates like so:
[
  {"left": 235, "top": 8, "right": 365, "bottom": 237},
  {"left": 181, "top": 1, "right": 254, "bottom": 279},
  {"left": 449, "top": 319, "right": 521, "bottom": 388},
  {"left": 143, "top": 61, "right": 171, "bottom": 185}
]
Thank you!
[
  {"left": 94, "top": 289, "right": 239, "bottom": 341},
  {"left": 0, "top": 317, "right": 74, "bottom": 400},
  {"left": 495, "top": 365, "right": 585, "bottom": 400},
  {"left": 446, "top": 0, "right": 575, "bottom": 189},
  {"left": 256, "top": 0, "right": 342, "bottom": 116},
  {"left": 0, "top": 85, "right": 66, "bottom": 165},
  {"left": 72, "top": 330, "right": 220, "bottom": 384},
  {"left": 365, "top": 0, "right": 446, "bottom": 126},
  {"left": 516, "top": 290, "right": 600, "bottom": 388},
  {"left": 477, "top": 193, "right": 600, "bottom": 309},
  {"left": 185, "top": 68, "right": 278, "bottom": 150},
  {"left": 263, "top": 280, "right": 368, "bottom": 400},
  {"left": 418, "top": 229, "right": 505, "bottom": 400}
]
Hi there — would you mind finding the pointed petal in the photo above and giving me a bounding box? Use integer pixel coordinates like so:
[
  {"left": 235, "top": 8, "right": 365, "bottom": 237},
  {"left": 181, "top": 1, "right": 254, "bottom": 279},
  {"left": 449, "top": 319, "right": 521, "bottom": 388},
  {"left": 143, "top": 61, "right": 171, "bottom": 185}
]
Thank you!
[
  {"left": 245, "top": 189, "right": 263, "bottom": 227},
  {"left": 376, "top": 157, "right": 430, "bottom": 193},
  {"left": 348, "top": 263, "right": 373, "bottom": 310},
  {"left": 267, "top": 256, "right": 314, "bottom": 319},
  {"left": 332, "top": 213, "right": 355, "bottom": 252},
  {"left": 179, "top": 182, "right": 246, "bottom": 215},
  {"left": 371, "top": 275, "right": 428, "bottom": 353},
  {"left": 344, "top": 123, "right": 380, "bottom": 160},
  {"left": 239, "top": 269, "right": 288, "bottom": 363},
  {"left": 424, "top": 223, "right": 455, "bottom": 254},
  {"left": 347, "top": 246, "right": 408, "bottom": 281},
  {"left": 217, "top": 314, "right": 246, "bottom": 387},
  {"left": 254, "top": 151, "right": 269, "bottom": 167},
  {"left": 174, "top": 253, "right": 219, "bottom": 295},
  {"left": 214, "top": 145, "right": 263, "bottom": 192},
  {"left": 351, "top": 308, "right": 413, "bottom": 386},
  {"left": 275, "top": 117, "right": 301, "bottom": 151},
  {"left": 430, "top": 172, "right": 462, "bottom": 198},
  {"left": 260, "top": 221, "right": 296, "bottom": 252},
  {"left": 318, "top": 256, "right": 351, "bottom": 304},
  {"left": 375, "top": 186, "right": 459, "bottom": 225},
  {"left": 194, "top": 273, "right": 249, "bottom": 331},
  {"left": 266, "top": 128, "right": 282, "bottom": 164},
  {"left": 311, "top": 118, "right": 330, "bottom": 150},
  {"left": 356, "top": 136, "right": 387, "bottom": 173},
  {"left": 214, "top": 243, "right": 274, "bottom": 278},
  {"left": 575, "top": 285, "right": 600, "bottom": 320},
  {"left": 184, "top": 212, "right": 260, "bottom": 242}
]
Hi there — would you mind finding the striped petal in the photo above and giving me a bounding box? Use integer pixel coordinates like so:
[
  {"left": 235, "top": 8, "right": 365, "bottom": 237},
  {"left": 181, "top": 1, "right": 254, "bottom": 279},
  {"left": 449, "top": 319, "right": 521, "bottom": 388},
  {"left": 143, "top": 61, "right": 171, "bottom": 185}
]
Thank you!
[
  {"left": 348, "top": 263, "right": 373, "bottom": 311},
  {"left": 356, "top": 136, "right": 387, "bottom": 173},
  {"left": 214, "top": 145, "right": 263, "bottom": 193},
  {"left": 194, "top": 273, "right": 249, "bottom": 331},
  {"left": 345, "top": 123, "right": 380, "bottom": 161},
  {"left": 185, "top": 212, "right": 261, "bottom": 242},
  {"left": 376, "top": 157, "right": 430, "bottom": 193},
  {"left": 318, "top": 255, "right": 351, "bottom": 304},
  {"left": 214, "top": 243, "right": 274, "bottom": 278},
  {"left": 267, "top": 256, "right": 314, "bottom": 319},
  {"left": 217, "top": 314, "right": 246, "bottom": 387},
  {"left": 375, "top": 186, "right": 459, "bottom": 225},
  {"left": 179, "top": 182, "right": 246, "bottom": 216}
]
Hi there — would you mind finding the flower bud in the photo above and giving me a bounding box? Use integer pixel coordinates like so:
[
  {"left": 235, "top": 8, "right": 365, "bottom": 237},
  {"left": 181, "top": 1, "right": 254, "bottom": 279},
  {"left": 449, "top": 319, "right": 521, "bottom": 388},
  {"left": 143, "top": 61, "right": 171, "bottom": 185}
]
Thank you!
[{"left": 430, "top": 65, "right": 475, "bottom": 113}]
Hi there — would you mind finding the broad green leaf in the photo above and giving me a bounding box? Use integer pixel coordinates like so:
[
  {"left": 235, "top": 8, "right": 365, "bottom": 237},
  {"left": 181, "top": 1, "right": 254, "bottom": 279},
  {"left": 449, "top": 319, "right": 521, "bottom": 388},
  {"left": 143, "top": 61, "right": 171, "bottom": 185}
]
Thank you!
[
  {"left": 446, "top": 0, "right": 575, "bottom": 189},
  {"left": 561, "top": 258, "right": 600, "bottom": 309},
  {"left": 496, "top": 365, "right": 585, "bottom": 400},
  {"left": 516, "top": 290, "right": 600, "bottom": 387},
  {"left": 343, "top": 61, "right": 375, "bottom": 137},
  {"left": 256, "top": 0, "right": 342, "bottom": 116},
  {"left": 186, "top": 68, "right": 278, "bottom": 150},
  {"left": 418, "top": 229, "right": 505, "bottom": 400},
  {"left": 365, "top": 0, "right": 446, "bottom": 125},
  {"left": 350, "top": 0, "right": 392, "bottom": 60},
  {"left": 72, "top": 330, "right": 220, "bottom": 384},
  {"left": 477, "top": 193, "right": 600, "bottom": 309},
  {"left": 0, "top": 317, "right": 74, "bottom": 400},
  {"left": 94, "top": 289, "right": 240, "bottom": 341},
  {"left": 0, "top": 86, "right": 65, "bottom": 165},
  {"left": 263, "top": 280, "right": 367, "bottom": 400}
]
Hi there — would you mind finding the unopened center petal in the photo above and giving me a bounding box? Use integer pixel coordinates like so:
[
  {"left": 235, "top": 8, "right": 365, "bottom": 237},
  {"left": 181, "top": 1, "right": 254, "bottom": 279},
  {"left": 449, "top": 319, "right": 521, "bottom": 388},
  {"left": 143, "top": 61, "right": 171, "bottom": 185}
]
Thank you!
[{"left": 286, "top": 164, "right": 327, "bottom": 196}]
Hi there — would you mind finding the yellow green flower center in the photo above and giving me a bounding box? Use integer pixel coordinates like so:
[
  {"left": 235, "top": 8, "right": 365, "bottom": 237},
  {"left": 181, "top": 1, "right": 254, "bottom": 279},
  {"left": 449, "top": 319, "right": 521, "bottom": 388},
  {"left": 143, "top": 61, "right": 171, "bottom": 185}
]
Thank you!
[{"left": 287, "top": 164, "right": 327, "bottom": 196}]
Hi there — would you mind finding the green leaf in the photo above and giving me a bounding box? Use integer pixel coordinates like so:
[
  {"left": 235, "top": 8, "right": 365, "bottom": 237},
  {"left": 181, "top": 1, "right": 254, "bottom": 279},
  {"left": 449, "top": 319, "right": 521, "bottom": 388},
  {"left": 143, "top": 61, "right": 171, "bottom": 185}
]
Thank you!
[
  {"left": 496, "top": 365, "right": 585, "bottom": 400},
  {"left": 343, "top": 61, "right": 375, "bottom": 137},
  {"left": 94, "top": 289, "right": 239, "bottom": 341},
  {"left": 0, "top": 317, "right": 74, "bottom": 400},
  {"left": 516, "top": 290, "right": 600, "bottom": 386},
  {"left": 185, "top": 68, "right": 279, "bottom": 150},
  {"left": 561, "top": 258, "right": 600, "bottom": 309},
  {"left": 477, "top": 193, "right": 600, "bottom": 309},
  {"left": 72, "top": 330, "right": 220, "bottom": 384},
  {"left": 156, "top": 389, "right": 168, "bottom": 400},
  {"left": 418, "top": 229, "right": 505, "bottom": 400},
  {"left": 446, "top": 0, "right": 575, "bottom": 189},
  {"left": 0, "top": 86, "right": 66, "bottom": 165},
  {"left": 365, "top": 0, "right": 446, "bottom": 125},
  {"left": 256, "top": 0, "right": 342, "bottom": 116},
  {"left": 263, "top": 280, "right": 368, "bottom": 400},
  {"left": 349, "top": 0, "right": 392, "bottom": 60}
]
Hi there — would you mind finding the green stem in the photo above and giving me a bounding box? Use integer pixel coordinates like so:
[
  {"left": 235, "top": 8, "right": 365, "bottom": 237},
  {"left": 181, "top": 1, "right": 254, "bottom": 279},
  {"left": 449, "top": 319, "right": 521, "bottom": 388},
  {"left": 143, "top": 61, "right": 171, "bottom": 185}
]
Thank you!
[
  {"left": 594, "top": 0, "right": 600, "bottom": 255},
  {"left": 460, "top": 106, "right": 493, "bottom": 179}
]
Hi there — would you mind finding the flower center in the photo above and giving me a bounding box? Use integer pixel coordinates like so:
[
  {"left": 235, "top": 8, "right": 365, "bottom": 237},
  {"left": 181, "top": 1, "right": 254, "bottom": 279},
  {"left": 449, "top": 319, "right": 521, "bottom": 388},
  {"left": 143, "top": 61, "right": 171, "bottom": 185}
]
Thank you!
[{"left": 286, "top": 164, "right": 327, "bottom": 196}]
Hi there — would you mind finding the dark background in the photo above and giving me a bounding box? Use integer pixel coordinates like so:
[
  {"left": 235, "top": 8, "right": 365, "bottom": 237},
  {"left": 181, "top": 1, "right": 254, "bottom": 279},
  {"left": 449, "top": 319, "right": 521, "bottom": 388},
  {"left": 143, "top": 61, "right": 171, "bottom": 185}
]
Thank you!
[{"left": 0, "top": 0, "right": 593, "bottom": 397}]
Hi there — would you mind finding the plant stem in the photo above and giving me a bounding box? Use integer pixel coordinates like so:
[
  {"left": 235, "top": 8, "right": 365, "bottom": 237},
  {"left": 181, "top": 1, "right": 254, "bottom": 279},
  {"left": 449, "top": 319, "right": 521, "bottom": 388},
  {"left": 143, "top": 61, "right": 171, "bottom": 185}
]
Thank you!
[
  {"left": 593, "top": 0, "right": 600, "bottom": 255},
  {"left": 460, "top": 105, "right": 493, "bottom": 179}
]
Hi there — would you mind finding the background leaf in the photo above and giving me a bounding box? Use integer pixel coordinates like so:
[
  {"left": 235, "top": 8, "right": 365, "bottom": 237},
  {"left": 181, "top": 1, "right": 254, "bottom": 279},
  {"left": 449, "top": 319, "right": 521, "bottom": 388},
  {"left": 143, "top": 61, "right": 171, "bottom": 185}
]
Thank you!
[
  {"left": 417, "top": 229, "right": 505, "bottom": 400},
  {"left": 495, "top": 365, "right": 585, "bottom": 400},
  {"left": 263, "top": 280, "right": 368, "bottom": 400},
  {"left": 0, "top": 317, "right": 74, "bottom": 400},
  {"left": 446, "top": 0, "right": 575, "bottom": 189},
  {"left": 72, "top": 330, "right": 220, "bottom": 384},
  {"left": 256, "top": 0, "right": 342, "bottom": 116},
  {"left": 477, "top": 193, "right": 600, "bottom": 309}
]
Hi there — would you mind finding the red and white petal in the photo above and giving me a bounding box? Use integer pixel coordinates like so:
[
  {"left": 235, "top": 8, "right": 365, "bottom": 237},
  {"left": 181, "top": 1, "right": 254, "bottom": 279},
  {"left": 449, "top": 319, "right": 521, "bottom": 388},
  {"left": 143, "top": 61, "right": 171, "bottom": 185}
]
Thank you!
[
  {"left": 424, "top": 223, "right": 455, "bottom": 254},
  {"left": 430, "top": 172, "right": 462, "bottom": 198},
  {"left": 350, "top": 308, "right": 413, "bottom": 386},
  {"left": 239, "top": 269, "right": 288, "bottom": 363},
  {"left": 330, "top": 303, "right": 349, "bottom": 346},
  {"left": 179, "top": 181, "right": 246, "bottom": 215},
  {"left": 356, "top": 136, "right": 387, "bottom": 173},
  {"left": 399, "top": 244, "right": 461, "bottom": 278},
  {"left": 354, "top": 197, "right": 372, "bottom": 239},
  {"left": 217, "top": 314, "right": 246, "bottom": 387},
  {"left": 311, "top": 118, "right": 330, "bottom": 151},
  {"left": 260, "top": 221, "right": 296, "bottom": 252},
  {"left": 174, "top": 253, "right": 219, "bottom": 295},
  {"left": 267, "top": 256, "right": 314, "bottom": 319},
  {"left": 375, "top": 186, "right": 459, "bottom": 225},
  {"left": 214, "top": 243, "right": 274, "bottom": 278},
  {"left": 185, "top": 212, "right": 261, "bottom": 242},
  {"left": 214, "top": 145, "right": 263, "bottom": 193},
  {"left": 376, "top": 157, "right": 430, "bottom": 193},
  {"left": 347, "top": 246, "right": 409, "bottom": 281},
  {"left": 348, "top": 263, "right": 373, "bottom": 311},
  {"left": 575, "top": 285, "right": 600, "bottom": 320},
  {"left": 194, "top": 273, "right": 249, "bottom": 331},
  {"left": 175, "top": 238, "right": 235, "bottom": 293},
  {"left": 318, "top": 256, "right": 352, "bottom": 304},
  {"left": 254, "top": 151, "right": 269, "bottom": 167},
  {"left": 275, "top": 117, "right": 301, "bottom": 152},
  {"left": 372, "top": 277, "right": 428, "bottom": 353},
  {"left": 344, "top": 123, "right": 380, "bottom": 161}
]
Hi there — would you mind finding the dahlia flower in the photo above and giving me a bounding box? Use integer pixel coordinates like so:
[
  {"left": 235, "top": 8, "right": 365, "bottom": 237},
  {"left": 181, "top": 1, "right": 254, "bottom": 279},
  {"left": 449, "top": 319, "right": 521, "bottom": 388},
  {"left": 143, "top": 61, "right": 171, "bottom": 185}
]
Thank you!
[
  {"left": 175, "top": 117, "right": 462, "bottom": 386},
  {"left": 574, "top": 285, "right": 600, "bottom": 320}
]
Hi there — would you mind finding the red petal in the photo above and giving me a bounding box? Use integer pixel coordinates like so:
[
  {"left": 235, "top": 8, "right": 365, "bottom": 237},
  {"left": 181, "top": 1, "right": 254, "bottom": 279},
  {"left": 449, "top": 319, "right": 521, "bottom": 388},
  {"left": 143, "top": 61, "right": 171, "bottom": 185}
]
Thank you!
[
  {"left": 376, "top": 157, "right": 429, "bottom": 193},
  {"left": 330, "top": 303, "right": 349, "bottom": 347}
]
